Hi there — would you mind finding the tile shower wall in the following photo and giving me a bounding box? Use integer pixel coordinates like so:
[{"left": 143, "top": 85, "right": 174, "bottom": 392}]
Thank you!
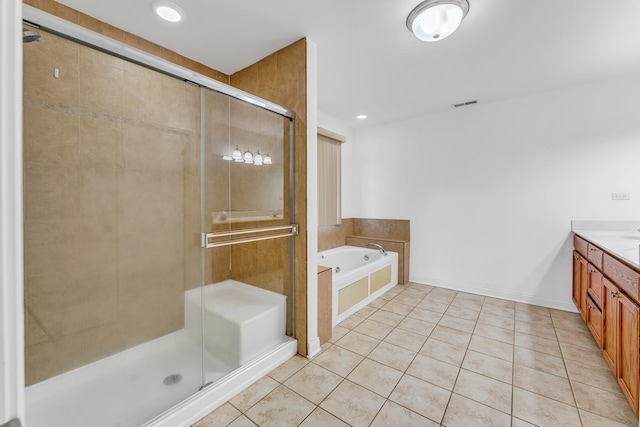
[
  {"left": 230, "top": 39, "right": 308, "bottom": 355},
  {"left": 23, "top": 31, "right": 203, "bottom": 385}
]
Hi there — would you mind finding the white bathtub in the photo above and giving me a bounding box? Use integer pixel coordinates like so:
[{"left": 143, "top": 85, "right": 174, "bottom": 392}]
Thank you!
[
  {"left": 185, "top": 280, "right": 287, "bottom": 368},
  {"left": 318, "top": 245, "right": 398, "bottom": 326}
]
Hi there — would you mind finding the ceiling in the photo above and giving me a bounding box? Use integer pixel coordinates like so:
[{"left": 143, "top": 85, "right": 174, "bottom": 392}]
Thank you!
[{"left": 56, "top": 0, "right": 640, "bottom": 127}]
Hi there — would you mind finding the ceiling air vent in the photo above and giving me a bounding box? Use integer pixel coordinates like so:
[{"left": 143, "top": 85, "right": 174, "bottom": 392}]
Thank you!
[{"left": 452, "top": 100, "right": 478, "bottom": 108}]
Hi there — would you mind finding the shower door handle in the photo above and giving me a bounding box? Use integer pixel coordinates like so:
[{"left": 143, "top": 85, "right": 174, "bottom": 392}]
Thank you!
[{"left": 201, "top": 224, "right": 299, "bottom": 248}]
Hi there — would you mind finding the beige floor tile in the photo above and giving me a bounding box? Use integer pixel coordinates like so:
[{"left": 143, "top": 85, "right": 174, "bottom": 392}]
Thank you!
[
  {"left": 312, "top": 345, "right": 364, "bottom": 377},
  {"left": 355, "top": 305, "right": 377, "bottom": 318},
  {"left": 555, "top": 326, "right": 599, "bottom": 350},
  {"left": 244, "top": 385, "right": 315, "bottom": 427},
  {"left": 453, "top": 369, "right": 512, "bottom": 413},
  {"left": 407, "top": 354, "right": 460, "bottom": 390},
  {"left": 579, "top": 409, "right": 637, "bottom": 427},
  {"left": 319, "top": 380, "right": 386, "bottom": 427},
  {"left": 510, "top": 417, "right": 537, "bottom": 427},
  {"left": 193, "top": 402, "right": 241, "bottom": 426},
  {"left": 445, "top": 304, "right": 480, "bottom": 321},
  {"left": 407, "top": 307, "right": 443, "bottom": 323},
  {"left": 230, "top": 376, "right": 280, "bottom": 412},
  {"left": 430, "top": 325, "right": 472, "bottom": 348},
  {"left": 442, "top": 393, "right": 511, "bottom": 427},
  {"left": 474, "top": 322, "right": 514, "bottom": 344},
  {"left": 572, "top": 381, "right": 637, "bottom": 425},
  {"left": 552, "top": 315, "right": 589, "bottom": 333},
  {"left": 462, "top": 350, "right": 512, "bottom": 384},
  {"left": 549, "top": 308, "right": 581, "bottom": 320},
  {"left": 512, "top": 387, "right": 581, "bottom": 427},
  {"left": 514, "top": 318, "right": 557, "bottom": 340},
  {"left": 228, "top": 415, "right": 257, "bottom": 427},
  {"left": 283, "top": 363, "right": 342, "bottom": 404},
  {"left": 478, "top": 312, "right": 515, "bottom": 330},
  {"left": 370, "top": 400, "right": 438, "bottom": 427},
  {"left": 416, "top": 298, "right": 450, "bottom": 314},
  {"left": 515, "top": 310, "right": 553, "bottom": 327},
  {"left": 368, "top": 298, "right": 386, "bottom": 309},
  {"left": 383, "top": 327, "right": 427, "bottom": 352},
  {"left": 513, "top": 364, "right": 574, "bottom": 405},
  {"left": 267, "top": 355, "right": 309, "bottom": 383},
  {"left": 514, "top": 331, "right": 562, "bottom": 357},
  {"left": 420, "top": 337, "right": 467, "bottom": 367},
  {"left": 346, "top": 358, "right": 403, "bottom": 397},
  {"left": 483, "top": 297, "right": 515, "bottom": 310},
  {"left": 449, "top": 298, "right": 483, "bottom": 312},
  {"left": 389, "top": 374, "right": 451, "bottom": 423},
  {"left": 428, "top": 288, "right": 458, "bottom": 303},
  {"left": 335, "top": 330, "right": 380, "bottom": 356},
  {"left": 392, "top": 293, "right": 423, "bottom": 307},
  {"left": 338, "top": 314, "right": 366, "bottom": 330},
  {"left": 515, "top": 303, "right": 550, "bottom": 316},
  {"left": 437, "top": 314, "right": 476, "bottom": 333},
  {"left": 480, "top": 303, "right": 515, "bottom": 319},
  {"left": 298, "top": 407, "right": 349, "bottom": 427},
  {"left": 559, "top": 341, "right": 610, "bottom": 369},
  {"left": 328, "top": 325, "right": 349, "bottom": 343},
  {"left": 353, "top": 318, "right": 394, "bottom": 340},
  {"left": 379, "top": 300, "right": 414, "bottom": 316},
  {"left": 402, "top": 286, "right": 432, "bottom": 297},
  {"left": 513, "top": 346, "right": 567, "bottom": 378},
  {"left": 468, "top": 335, "right": 514, "bottom": 362},
  {"left": 564, "top": 358, "right": 621, "bottom": 394},
  {"left": 368, "top": 309, "right": 405, "bottom": 327},
  {"left": 396, "top": 317, "right": 436, "bottom": 336},
  {"left": 368, "top": 341, "right": 417, "bottom": 372}
]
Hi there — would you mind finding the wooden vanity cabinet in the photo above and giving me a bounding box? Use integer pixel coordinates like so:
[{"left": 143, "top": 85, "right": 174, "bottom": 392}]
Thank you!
[{"left": 574, "top": 236, "right": 640, "bottom": 417}]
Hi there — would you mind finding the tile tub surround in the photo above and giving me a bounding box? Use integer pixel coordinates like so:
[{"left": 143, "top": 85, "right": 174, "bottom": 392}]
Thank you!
[
  {"left": 572, "top": 220, "right": 640, "bottom": 268},
  {"left": 193, "top": 283, "right": 637, "bottom": 427}
]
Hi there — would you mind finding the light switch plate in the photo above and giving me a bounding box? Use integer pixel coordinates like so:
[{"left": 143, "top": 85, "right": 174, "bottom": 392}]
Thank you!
[{"left": 611, "top": 192, "right": 631, "bottom": 200}]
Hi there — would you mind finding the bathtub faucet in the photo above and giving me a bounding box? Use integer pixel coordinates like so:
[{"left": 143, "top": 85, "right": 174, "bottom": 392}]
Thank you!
[{"left": 366, "top": 242, "right": 387, "bottom": 256}]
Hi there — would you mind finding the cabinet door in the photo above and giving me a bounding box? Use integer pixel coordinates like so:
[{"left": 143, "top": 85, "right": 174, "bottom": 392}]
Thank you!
[
  {"left": 602, "top": 278, "right": 618, "bottom": 371},
  {"left": 617, "top": 292, "right": 640, "bottom": 417},
  {"left": 586, "top": 296, "right": 603, "bottom": 347},
  {"left": 573, "top": 251, "right": 588, "bottom": 321},
  {"left": 588, "top": 265, "right": 603, "bottom": 309}
]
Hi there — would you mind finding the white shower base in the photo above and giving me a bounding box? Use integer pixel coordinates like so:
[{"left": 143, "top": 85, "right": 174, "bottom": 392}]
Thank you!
[{"left": 25, "top": 281, "right": 294, "bottom": 427}]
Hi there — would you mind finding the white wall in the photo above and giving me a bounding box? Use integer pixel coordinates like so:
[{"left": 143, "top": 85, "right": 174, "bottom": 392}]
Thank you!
[{"left": 345, "top": 73, "right": 640, "bottom": 310}]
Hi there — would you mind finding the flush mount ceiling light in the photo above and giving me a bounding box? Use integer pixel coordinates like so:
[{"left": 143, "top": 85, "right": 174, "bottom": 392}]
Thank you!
[
  {"left": 355, "top": 114, "right": 367, "bottom": 120},
  {"left": 152, "top": 1, "right": 185, "bottom": 22},
  {"left": 407, "top": 0, "right": 469, "bottom": 42}
]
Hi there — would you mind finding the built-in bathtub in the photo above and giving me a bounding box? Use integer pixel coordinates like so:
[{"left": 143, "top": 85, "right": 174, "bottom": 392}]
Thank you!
[{"left": 318, "top": 245, "right": 399, "bottom": 326}]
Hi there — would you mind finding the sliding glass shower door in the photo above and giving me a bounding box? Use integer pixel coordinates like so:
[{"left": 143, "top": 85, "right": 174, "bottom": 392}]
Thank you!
[{"left": 23, "top": 22, "right": 295, "bottom": 427}]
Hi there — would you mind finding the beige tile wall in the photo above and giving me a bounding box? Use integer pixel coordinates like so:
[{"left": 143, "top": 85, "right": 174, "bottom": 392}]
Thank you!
[
  {"left": 230, "top": 39, "right": 308, "bottom": 355},
  {"left": 23, "top": 31, "right": 203, "bottom": 385},
  {"left": 318, "top": 219, "right": 354, "bottom": 252}
]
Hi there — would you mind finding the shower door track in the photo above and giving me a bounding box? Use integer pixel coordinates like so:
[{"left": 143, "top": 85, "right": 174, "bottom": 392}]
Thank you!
[{"left": 201, "top": 224, "right": 299, "bottom": 248}]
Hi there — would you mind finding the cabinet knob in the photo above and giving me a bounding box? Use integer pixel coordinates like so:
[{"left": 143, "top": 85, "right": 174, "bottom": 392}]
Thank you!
[{"left": 590, "top": 248, "right": 597, "bottom": 251}]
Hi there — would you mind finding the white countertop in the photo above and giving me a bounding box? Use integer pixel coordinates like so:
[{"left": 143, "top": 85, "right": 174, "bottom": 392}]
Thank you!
[{"left": 572, "top": 220, "right": 640, "bottom": 269}]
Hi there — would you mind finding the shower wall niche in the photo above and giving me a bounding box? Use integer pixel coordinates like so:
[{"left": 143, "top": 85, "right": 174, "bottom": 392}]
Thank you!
[{"left": 23, "top": 24, "right": 296, "bottom": 427}]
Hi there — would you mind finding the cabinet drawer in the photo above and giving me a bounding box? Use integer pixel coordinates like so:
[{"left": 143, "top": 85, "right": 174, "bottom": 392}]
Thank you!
[
  {"left": 588, "top": 265, "right": 603, "bottom": 309},
  {"left": 574, "top": 235, "right": 589, "bottom": 258},
  {"left": 587, "top": 244, "right": 604, "bottom": 270},
  {"left": 604, "top": 254, "right": 640, "bottom": 304},
  {"left": 586, "top": 296, "right": 603, "bottom": 347}
]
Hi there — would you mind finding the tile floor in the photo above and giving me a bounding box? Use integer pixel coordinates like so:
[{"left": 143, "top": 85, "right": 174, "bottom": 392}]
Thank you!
[{"left": 193, "top": 283, "right": 638, "bottom": 426}]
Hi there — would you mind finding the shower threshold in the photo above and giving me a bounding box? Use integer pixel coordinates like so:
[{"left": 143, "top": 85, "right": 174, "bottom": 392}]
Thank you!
[{"left": 25, "top": 329, "right": 255, "bottom": 427}]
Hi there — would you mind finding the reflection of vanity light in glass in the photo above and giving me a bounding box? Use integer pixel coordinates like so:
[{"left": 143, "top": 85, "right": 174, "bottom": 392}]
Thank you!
[{"left": 222, "top": 147, "right": 272, "bottom": 165}]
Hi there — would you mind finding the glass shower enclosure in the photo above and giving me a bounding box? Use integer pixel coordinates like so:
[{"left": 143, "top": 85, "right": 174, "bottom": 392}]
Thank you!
[{"left": 22, "top": 17, "right": 295, "bottom": 427}]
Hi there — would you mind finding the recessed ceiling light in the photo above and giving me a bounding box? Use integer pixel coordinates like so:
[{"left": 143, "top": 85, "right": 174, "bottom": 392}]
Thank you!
[
  {"left": 152, "top": 1, "right": 185, "bottom": 22},
  {"left": 356, "top": 114, "right": 367, "bottom": 119}
]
